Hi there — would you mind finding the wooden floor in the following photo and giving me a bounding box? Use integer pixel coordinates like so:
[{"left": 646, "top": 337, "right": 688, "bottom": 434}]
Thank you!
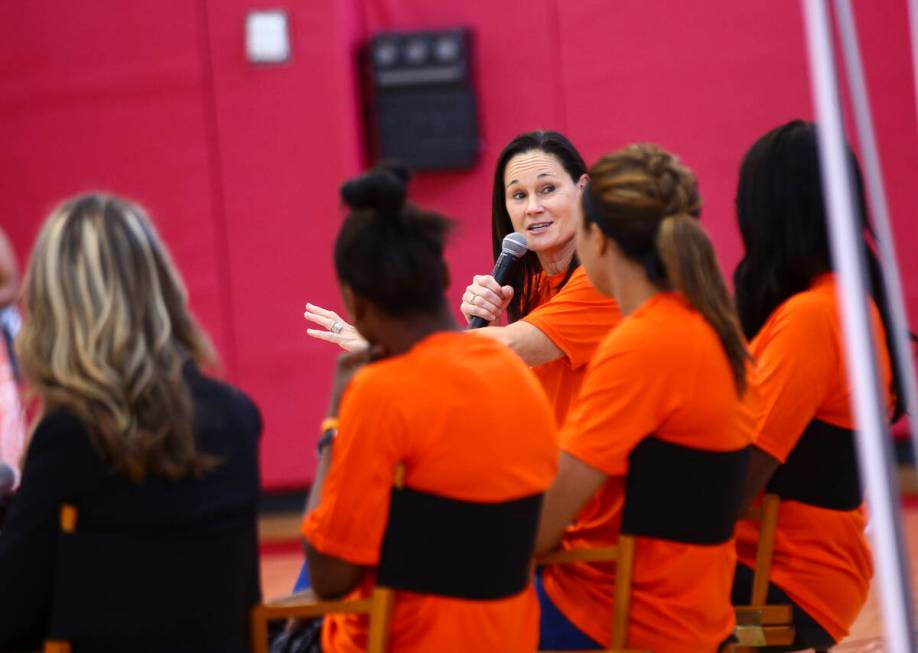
[{"left": 259, "top": 505, "right": 918, "bottom": 652}]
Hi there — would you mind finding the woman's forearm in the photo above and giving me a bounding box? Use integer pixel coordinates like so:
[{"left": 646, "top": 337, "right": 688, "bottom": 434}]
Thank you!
[{"left": 473, "top": 321, "right": 563, "bottom": 367}]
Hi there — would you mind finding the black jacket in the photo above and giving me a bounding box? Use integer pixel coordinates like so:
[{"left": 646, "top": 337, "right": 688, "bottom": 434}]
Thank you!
[{"left": 0, "top": 365, "right": 262, "bottom": 653}]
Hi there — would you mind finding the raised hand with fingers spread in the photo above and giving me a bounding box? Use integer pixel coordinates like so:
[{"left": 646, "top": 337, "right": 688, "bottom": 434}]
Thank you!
[{"left": 304, "top": 303, "right": 367, "bottom": 352}]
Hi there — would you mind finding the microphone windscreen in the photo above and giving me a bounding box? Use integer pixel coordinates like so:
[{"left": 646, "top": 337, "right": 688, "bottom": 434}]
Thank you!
[{"left": 501, "top": 233, "right": 528, "bottom": 259}]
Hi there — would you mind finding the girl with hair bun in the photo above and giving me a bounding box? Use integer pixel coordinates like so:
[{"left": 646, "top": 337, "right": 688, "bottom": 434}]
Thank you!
[
  {"left": 535, "top": 144, "right": 754, "bottom": 652},
  {"left": 300, "top": 163, "right": 557, "bottom": 653}
]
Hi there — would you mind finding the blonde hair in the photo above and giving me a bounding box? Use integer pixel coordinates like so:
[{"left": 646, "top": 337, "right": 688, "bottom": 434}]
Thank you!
[
  {"left": 16, "top": 193, "right": 217, "bottom": 481},
  {"left": 585, "top": 144, "right": 749, "bottom": 394}
]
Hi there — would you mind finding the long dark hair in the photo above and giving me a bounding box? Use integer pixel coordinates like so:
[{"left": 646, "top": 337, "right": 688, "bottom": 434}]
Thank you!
[
  {"left": 585, "top": 144, "right": 749, "bottom": 395},
  {"left": 490, "top": 130, "right": 587, "bottom": 322},
  {"left": 335, "top": 162, "right": 452, "bottom": 316},
  {"left": 733, "top": 119, "right": 908, "bottom": 420}
]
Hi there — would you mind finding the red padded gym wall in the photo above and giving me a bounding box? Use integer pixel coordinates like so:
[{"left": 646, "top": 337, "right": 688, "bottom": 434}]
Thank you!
[
  {"left": 0, "top": 1, "right": 231, "bottom": 359},
  {"left": 201, "top": 0, "right": 366, "bottom": 489}
]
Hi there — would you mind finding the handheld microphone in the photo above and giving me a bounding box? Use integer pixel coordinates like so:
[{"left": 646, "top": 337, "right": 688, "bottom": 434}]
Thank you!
[{"left": 469, "top": 232, "right": 528, "bottom": 329}]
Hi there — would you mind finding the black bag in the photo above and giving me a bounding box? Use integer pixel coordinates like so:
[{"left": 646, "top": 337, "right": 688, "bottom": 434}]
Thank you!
[{"left": 269, "top": 618, "right": 323, "bottom": 653}]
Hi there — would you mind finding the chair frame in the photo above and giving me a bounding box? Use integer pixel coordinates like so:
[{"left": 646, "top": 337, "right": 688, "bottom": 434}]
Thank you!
[
  {"left": 536, "top": 536, "right": 649, "bottom": 653},
  {"left": 251, "top": 466, "right": 401, "bottom": 653},
  {"left": 43, "top": 505, "right": 77, "bottom": 653},
  {"left": 250, "top": 585, "right": 394, "bottom": 653},
  {"left": 49, "top": 488, "right": 785, "bottom": 653},
  {"left": 732, "top": 494, "right": 795, "bottom": 650},
  {"left": 253, "top": 465, "right": 651, "bottom": 653},
  {"left": 252, "top": 537, "right": 648, "bottom": 653}
]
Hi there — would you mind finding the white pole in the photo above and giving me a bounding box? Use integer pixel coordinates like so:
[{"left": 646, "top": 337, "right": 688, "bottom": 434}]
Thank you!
[
  {"left": 909, "top": 0, "right": 918, "bottom": 134},
  {"left": 836, "top": 0, "right": 918, "bottom": 477},
  {"left": 802, "top": 2, "right": 916, "bottom": 652}
]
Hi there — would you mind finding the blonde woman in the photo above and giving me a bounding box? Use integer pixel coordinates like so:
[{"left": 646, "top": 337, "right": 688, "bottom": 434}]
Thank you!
[{"left": 0, "top": 194, "right": 262, "bottom": 653}]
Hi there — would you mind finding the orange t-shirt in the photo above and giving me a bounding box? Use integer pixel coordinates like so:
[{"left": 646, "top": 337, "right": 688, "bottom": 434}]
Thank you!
[
  {"left": 301, "top": 332, "right": 558, "bottom": 653},
  {"left": 735, "top": 273, "right": 893, "bottom": 641},
  {"left": 522, "top": 265, "right": 621, "bottom": 425},
  {"left": 542, "top": 293, "right": 755, "bottom": 653}
]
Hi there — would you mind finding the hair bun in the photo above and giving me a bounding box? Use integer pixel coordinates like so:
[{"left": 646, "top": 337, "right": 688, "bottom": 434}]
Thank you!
[{"left": 340, "top": 161, "right": 412, "bottom": 214}]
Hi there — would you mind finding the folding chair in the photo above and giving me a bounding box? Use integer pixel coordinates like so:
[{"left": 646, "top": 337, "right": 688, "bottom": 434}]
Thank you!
[
  {"left": 43, "top": 506, "right": 77, "bottom": 653},
  {"left": 44, "top": 502, "right": 257, "bottom": 653},
  {"left": 251, "top": 464, "right": 544, "bottom": 653},
  {"left": 732, "top": 494, "right": 795, "bottom": 650},
  {"left": 535, "top": 535, "right": 648, "bottom": 653},
  {"left": 538, "top": 437, "right": 752, "bottom": 653}
]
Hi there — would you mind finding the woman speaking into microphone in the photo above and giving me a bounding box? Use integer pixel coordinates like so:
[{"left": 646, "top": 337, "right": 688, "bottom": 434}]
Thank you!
[{"left": 307, "top": 131, "right": 620, "bottom": 426}]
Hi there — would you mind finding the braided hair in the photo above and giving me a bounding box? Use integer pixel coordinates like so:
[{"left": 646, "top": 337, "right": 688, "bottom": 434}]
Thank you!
[{"left": 584, "top": 143, "right": 749, "bottom": 394}]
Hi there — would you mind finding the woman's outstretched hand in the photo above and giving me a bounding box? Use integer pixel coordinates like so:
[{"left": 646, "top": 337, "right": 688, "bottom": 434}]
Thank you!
[{"left": 304, "top": 303, "right": 368, "bottom": 352}]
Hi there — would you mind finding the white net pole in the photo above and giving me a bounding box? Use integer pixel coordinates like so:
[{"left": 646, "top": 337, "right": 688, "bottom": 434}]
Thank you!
[
  {"left": 835, "top": 0, "right": 918, "bottom": 475},
  {"left": 802, "top": 1, "right": 916, "bottom": 651}
]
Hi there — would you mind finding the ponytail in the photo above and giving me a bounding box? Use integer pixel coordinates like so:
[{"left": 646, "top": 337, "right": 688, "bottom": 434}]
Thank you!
[
  {"left": 587, "top": 143, "right": 750, "bottom": 396},
  {"left": 656, "top": 214, "right": 749, "bottom": 395}
]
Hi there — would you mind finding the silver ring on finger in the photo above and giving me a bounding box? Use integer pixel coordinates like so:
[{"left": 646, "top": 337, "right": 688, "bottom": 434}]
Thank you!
[
  {"left": 469, "top": 294, "right": 477, "bottom": 306},
  {"left": 331, "top": 321, "right": 344, "bottom": 334}
]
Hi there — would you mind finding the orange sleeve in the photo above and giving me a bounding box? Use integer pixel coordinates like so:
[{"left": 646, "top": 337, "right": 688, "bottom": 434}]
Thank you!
[
  {"left": 560, "top": 331, "right": 674, "bottom": 476},
  {"left": 301, "top": 370, "right": 404, "bottom": 565},
  {"left": 751, "top": 301, "right": 837, "bottom": 463},
  {"left": 522, "top": 267, "right": 620, "bottom": 369}
]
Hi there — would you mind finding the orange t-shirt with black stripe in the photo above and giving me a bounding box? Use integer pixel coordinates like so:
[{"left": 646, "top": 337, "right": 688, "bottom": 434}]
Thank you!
[
  {"left": 522, "top": 265, "right": 621, "bottom": 425},
  {"left": 542, "top": 293, "right": 755, "bottom": 653},
  {"left": 735, "top": 273, "right": 893, "bottom": 641},
  {"left": 301, "top": 331, "right": 558, "bottom": 653}
]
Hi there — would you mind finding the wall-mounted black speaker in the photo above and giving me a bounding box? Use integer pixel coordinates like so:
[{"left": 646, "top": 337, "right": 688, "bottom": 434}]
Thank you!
[{"left": 366, "top": 29, "right": 479, "bottom": 171}]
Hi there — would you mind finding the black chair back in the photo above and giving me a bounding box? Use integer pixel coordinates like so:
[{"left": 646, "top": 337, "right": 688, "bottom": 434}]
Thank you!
[
  {"left": 623, "top": 436, "right": 750, "bottom": 545},
  {"left": 377, "top": 487, "right": 543, "bottom": 600},
  {"left": 49, "top": 521, "right": 257, "bottom": 653}
]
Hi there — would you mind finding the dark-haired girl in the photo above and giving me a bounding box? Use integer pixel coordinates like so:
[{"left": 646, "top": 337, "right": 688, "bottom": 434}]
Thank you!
[
  {"left": 535, "top": 144, "right": 754, "bottom": 652},
  {"left": 300, "top": 163, "right": 557, "bottom": 653},
  {"left": 307, "top": 131, "right": 621, "bottom": 427},
  {"left": 732, "top": 120, "right": 902, "bottom": 650}
]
